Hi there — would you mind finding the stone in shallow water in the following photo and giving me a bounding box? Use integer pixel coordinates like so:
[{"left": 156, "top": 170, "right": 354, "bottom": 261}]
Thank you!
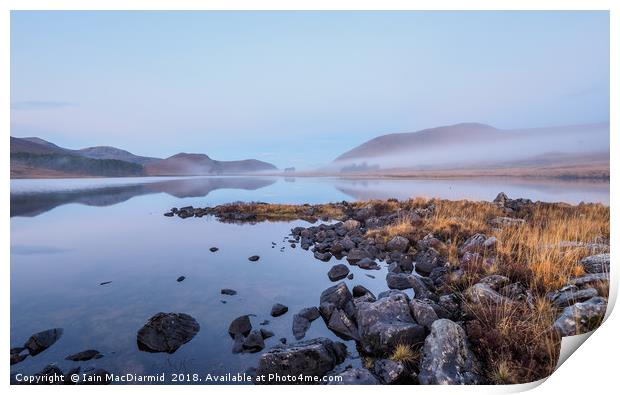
[
  {"left": 137, "top": 312, "right": 200, "bottom": 353},
  {"left": 271, "top": 303, "right": 289, "bottom": 317},
  {"left": 228, "top": 315, "right": 252, "bottom": 338},
  {"left": 65, "top": 349, "right": 103, "bottom": 361},
  {"left": 255, "top": 338, "right": 347, "bottom": 384},
  {"left": 24, "top": 328, "right": 63, "bottom": 356},
  {"left": 327, "top": 264, "right": 350, "bottom": 281},
  {"left": 221, "top": 288, "right": 237, "bottom": 295},
  {"left": 248, "top": 255, "right": 260, "bottom": 262}
]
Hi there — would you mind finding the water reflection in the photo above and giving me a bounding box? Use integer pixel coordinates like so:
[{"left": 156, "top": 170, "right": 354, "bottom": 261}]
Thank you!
[{"left": 10, "top": 177, "right": 276, "bottom": 217}]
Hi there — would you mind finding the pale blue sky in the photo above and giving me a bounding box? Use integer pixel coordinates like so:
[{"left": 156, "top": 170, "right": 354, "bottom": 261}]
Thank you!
[{"left": 11, "top": 11, "right": 609, "bottom": 168}]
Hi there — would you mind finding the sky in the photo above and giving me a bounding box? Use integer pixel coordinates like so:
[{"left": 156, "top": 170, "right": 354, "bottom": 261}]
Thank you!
[{"left": 10, "top": 11, "right": 610, "bottom": 169}]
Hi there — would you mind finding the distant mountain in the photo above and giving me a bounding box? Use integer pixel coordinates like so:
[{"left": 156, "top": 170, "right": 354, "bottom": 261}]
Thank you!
[
  {"left": 10, "top": 136, "right": 277, "bottom": 178},
  {"left": 77, "top": 146, "right": 160, "bottom": 165},
  {"left": 144, "top": 153, "right": 277, "bottom": 176},
  {"left": 333, "top": 122, "right": 609, "bottom": 174}
]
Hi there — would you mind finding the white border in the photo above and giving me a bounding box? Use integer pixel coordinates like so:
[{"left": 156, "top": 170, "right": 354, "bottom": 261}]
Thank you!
[{"left": 2, "top": 1, "right": 617, "bottom": 394}]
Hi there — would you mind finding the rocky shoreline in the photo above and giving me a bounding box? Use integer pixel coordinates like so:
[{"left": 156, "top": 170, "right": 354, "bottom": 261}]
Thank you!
[{"left": 159, "top": 193, "right": 609, "bottom": 384}]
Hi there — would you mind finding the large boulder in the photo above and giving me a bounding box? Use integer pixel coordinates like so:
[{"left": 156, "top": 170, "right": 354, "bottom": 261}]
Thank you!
[
  {"left": 24, "top": 328, "right": 63, "bottom": 356},
  {"left": 579, "top": 253, "right": 610, "bottom": 274},
  {"left": 418, "top": 319, "right": 481, "bottom": 384},
  {"left": 356, "top": 292, "right": 425, "bottom": 355},
  {"left": 554, "top": 297, "right": 607, "bottom": 336},
  {"left": 137, "top": 312, "right": 200, "bottom": 353},
  {"left": 328, "top": 367, "right": 380, "bottom": 385},
  {"left": 255, "top": 338, "right": 347, "bottom": 384}
]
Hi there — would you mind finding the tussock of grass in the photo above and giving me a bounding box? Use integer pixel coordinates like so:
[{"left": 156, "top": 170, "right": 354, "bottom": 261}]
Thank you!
[{"left": 390, "top": 343, "right": 419, "bottom": 364}]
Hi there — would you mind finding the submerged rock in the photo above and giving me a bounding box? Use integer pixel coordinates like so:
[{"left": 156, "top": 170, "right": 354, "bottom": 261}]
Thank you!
[
  {"left": 255, "top": 338, "right": 347, "bottom": 384},
  {"left": 24, "top": 328, "right": 63, "bottom": 356},
  {"left": 242, "top": 330, "right": 266, "bottom": 353},
  {"left": 418, "top": 319, "right": 481, "bottom": 385},
  {"left": 137, "top": 312, "right": 200, "bottom": 353},
  {"left": 248, "top": 255, "right": 260, "bottom": 262},
  {"left": 65, "top": 349, "right": 103, "bottom": 361}
]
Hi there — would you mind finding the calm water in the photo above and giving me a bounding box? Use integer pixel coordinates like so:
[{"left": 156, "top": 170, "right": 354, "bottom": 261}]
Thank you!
[{"left": 10, "top": 176, "right": 608, "bottom": 383}]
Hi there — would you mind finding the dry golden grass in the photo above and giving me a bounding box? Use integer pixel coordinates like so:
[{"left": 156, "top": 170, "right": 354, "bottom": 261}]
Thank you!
[{"left": 390, "top": 343, "right": 419, "bottom": 364}]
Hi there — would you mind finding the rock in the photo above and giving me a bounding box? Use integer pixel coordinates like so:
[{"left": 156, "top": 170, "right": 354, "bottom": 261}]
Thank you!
[
  {"left": 279, "top": 337, "right": 287, "bottom": 344},
  {"left": 352, "top": 285, "right": 375, "bottom": 299},
  {"left": 255, "top": 338, "right": 347, "bottom": 384},
  {"left": 10, "top": 347, "right": 28, "bottom": 365},
  {"left": 387, "top": 236, "right": 410, "bottom": 253},
  {"left": 65, "top": 349, "right": 102, "bottom": 361},
  {"left": 99, "top": 281, "right": 112, "bottom": 286},
  {"left": 355, "top": 257, "right": 380, "bottom": 270},
  {"left": 546, "top": 285, "right": 598, "bottom": 308},
  {"left": 137, "top": 312, "right": 200, "bottom": 353},
  {"left": 260, "top": 328, "right": 275, "bottom": 339},
  {"left": 221, "top": 288, "right": 237, "bottom": 295},
  {"left": 346, "top": 248, "right": 368, "bottom": 264},
  {"left": 248, "top": 255, "right": 260, "bottom": 262},
  {"left": 164, "top": 212, "right": 174, "bottom": 217},
  {"left": 243, "top": 330, "right": 266, "bottom": 353},
  {"left": 340, "top": 237, "right": 356, "bottom": 251},
  {"left": 176, "top": 276, "right": 186, "bottom": 282},
  {"left": 386, "top": 272, "right": 413, "bottom": 290},
  {"left": 488, "top": 217, "right": 526, "bottom": 227},
  {"left": 347, "top": 273, "right": 354, "bottom": 279},
  {"left": 579, "top": 253, "right": 610, "bottom": 274},
  {"left": 414, "top": 248, "right": 444, "bottom": 276},
  {"left": 374, "top": 359, "right": 406, "bottom": 384},
  {"left": 493, "top": 192, "right": 508, "bottom": 206},
  {"left": 554, "top": 297, "right": 607, "bottom": 336},
  {"left": 298, "top": 306, "right": 320, "bottom": 321},
  {"left": 419, "top": 319, "right": 481, "bottom": 384},
  {"left": 292, "top": 315, "right": 311, "bottom": 340},
  {"left": 328, "top": 264, "right": 350, "bottom": 281},
  {"left": 313, "top": 251, "right": 332, "bottom": 262},
  {"left": 328, "top": 367, "right": 380, "bottom": 385},
  {"left": 319, "top": 282, "right": 358, "bottom": 340},
  {"left": 465, "top": 283, "right": 513, "bottom": 306},
  {"left": 409, "top": 299, "right": 439, "bottom": 330},
  {"left": 24, "top": 328, "right": 63, "bottom": 356},
  {"left": 209, "top": 247, "right": 219, "bottom": 252},
  {"left": 408, "top": 273, "right": 436, "bottom": 300},
  {"left": 319, "top": 282, "right": 356, "bottom": 327},
  {"left": 232, "top": 334, "right": 245, "bottom": 353},
  {"left": 458, "top": 233, "right": 491, "bottom": 256},
  {"left": 356, "top": 292, "right": 425, "bottom": 355},
  {"left": 478, "top": 275, "right": 510, "bottom": 291},
  {"left": 228, "top": 315, "right": 252, "bottom": 338},
  {"left": 569, "top": 273, "right": 610, "bottom": 288},
  {"left": 437, "top": 294, "right": 460, "bottom": 319},
  {"left": 271, "top": 303, "right": 289, "bottom": 317},
  {"left": 342, "top": 219, "right": 361, "bottom": 231}
]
